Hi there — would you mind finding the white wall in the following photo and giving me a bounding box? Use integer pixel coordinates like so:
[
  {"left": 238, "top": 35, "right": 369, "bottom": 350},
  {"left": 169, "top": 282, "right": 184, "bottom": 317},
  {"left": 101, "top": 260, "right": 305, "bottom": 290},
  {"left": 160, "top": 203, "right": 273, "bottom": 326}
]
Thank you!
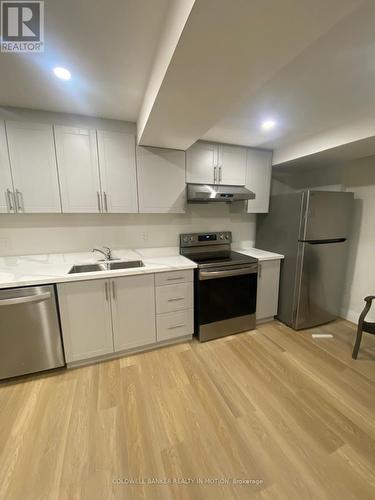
[
  {"left": 272, "top": 157, "right": 375, "bottom": 322},
  {"left": 0, "top": 203, "right": 256, "bottom": 256},
  {"left": 0, "top": 106, "right": 256, "bottom": 255}
]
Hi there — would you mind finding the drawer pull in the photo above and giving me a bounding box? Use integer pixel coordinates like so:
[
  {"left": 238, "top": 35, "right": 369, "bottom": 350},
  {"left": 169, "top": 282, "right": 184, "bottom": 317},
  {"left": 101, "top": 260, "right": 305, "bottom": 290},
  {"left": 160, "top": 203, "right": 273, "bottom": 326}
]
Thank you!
[
  {"left": 167, "top": 277, "right": 184, "bottom": 281},
  {"left": 168, "top": 324, "right": 186, "bottom": 329},
  {"left": 168, "top": 297, "right": 184, "bottom": 302}
]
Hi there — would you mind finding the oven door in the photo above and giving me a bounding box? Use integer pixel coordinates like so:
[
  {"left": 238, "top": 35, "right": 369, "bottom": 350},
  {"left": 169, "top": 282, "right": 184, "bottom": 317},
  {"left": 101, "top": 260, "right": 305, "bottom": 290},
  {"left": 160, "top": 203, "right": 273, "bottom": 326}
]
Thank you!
[{"left": 197, "top": 263, "right": 258, "bottom": 341}]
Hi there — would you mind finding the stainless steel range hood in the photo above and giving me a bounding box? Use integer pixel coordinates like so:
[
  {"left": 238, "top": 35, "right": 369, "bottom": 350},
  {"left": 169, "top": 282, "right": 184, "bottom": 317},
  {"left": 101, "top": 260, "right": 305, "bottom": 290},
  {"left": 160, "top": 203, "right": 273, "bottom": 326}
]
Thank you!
[{"left": 187, "top": 183, "right": 255, "bottom": 203}]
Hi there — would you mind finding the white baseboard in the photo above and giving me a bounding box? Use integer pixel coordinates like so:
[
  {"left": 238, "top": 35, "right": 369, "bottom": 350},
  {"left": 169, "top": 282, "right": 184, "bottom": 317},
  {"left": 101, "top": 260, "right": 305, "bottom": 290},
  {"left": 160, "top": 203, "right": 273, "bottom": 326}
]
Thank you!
[
  {"left": 340, "top": 306, "right": 375, "bottom": 325},
  {"left": 340, "top": 308, "right": 359, "bottom": 324}
]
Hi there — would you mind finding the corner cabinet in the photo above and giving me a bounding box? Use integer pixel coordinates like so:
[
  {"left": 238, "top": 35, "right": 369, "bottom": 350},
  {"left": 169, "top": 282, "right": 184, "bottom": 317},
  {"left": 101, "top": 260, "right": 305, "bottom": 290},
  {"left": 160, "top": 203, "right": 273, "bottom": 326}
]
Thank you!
[
  {"left": 136, "top": 146, "right": 186, "bottom": 213},
  {"left": 256, "top": 259, "right": 281, "bottom": 323},
  {"left": 246, "top": 149, "right": 272, "bottom": 213},
  {"left": 186, "top": 141, "right": 246, "bottom": 186}
]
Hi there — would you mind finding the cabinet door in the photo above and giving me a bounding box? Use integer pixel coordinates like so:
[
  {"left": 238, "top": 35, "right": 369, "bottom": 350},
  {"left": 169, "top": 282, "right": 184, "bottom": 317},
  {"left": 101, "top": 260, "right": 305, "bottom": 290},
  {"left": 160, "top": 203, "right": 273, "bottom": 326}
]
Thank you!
[
  {"left": 137, "top": 146, "right": 186, "bottom": 213},
  {"left": 246, "top": 149, "right": 272, "bottom": 213},
  {"left": 111, "top": 274, "right": 156, "bottom": 351},
  {"left": 217, "top": 144, "right": 247, "bottom": 186},
  {"left": 97, "top": 130, "right": 138, "bottom": 213},
  {"left": 57, "top": 279, "right": 114, "bottom": 363},
  {"left": 186, "top": 141, "right": 217, "bottom": 184},
  {"left": 256, "top": 260, "right": 281, "bottom": 322},
  {"left": 55, "top": 126, "right": 101, "bottom": 213},
  {"left": 6, "top": 121, "right": 61, "bottom": 213},
  {"left": 0, "top": 121, "right": 14, "bottom": 213}
]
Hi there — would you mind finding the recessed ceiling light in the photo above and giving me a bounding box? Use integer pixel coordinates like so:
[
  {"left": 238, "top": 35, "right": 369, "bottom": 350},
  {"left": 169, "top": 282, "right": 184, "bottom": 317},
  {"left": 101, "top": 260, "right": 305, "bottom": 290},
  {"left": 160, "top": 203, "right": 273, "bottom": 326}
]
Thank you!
[
  {"left": 53, "top": 67, "right": 71, "bottom": 80},
  {"left": 261, "top": 120, "right": 276, "bottom": 131}
]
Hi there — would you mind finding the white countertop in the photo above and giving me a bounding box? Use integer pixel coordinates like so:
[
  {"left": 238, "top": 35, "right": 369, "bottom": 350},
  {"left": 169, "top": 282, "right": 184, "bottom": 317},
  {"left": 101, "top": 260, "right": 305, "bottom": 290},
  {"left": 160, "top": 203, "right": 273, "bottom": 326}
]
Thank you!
[
  {"left": 234, "top": 246, "right": 284, "bottom": 261},
  {"left": 0, "top": 247, "right": 196, "bottom": 289}
]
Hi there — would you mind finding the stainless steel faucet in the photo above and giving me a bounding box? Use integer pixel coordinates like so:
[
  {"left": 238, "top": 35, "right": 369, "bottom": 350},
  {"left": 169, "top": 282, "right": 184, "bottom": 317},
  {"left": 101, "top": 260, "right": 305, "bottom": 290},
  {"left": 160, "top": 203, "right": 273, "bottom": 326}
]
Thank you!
[{"left": 92, "top": 246, "right": 112, "bottom": 261}]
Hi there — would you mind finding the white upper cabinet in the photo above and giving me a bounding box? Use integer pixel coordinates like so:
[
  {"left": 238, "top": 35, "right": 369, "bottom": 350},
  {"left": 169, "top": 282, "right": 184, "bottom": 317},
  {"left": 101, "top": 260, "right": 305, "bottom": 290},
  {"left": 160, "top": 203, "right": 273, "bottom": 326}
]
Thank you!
[
  {"left": 186, "top": 142, "right": 216, "bottom": 184},
  {"left": 97, "top": 130, "right": 138, "bottom": 213},
  {"left": 0, "top": 121, "right": 14, "bottom": 213},
  {"left": 137, "top": 146, "right": 186, "bottom": 213},
  {"left": 55, "top": 126, "right": 101, "bottom": 213},
  {"left": 6, "top": 121, "right": 61, "bottom": 213},
  {"left": 186, "top": 141, "right": 247, "bottom": 186},
  {"left": 111, "top": 274, "right": 156, "bottom": 351},
  {"left": 246, "top": 149, "right": 272, "bottom": 213},
  {"left": 217, "top": 144, "right": 247, "bottom": 186}
]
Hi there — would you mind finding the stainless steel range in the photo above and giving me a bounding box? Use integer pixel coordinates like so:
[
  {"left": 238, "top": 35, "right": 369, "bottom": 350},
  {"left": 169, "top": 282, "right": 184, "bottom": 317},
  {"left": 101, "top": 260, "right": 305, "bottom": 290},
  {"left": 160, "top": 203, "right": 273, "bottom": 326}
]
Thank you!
[{"left": 180, "top": 231, "right": 258, "bottom": 341}]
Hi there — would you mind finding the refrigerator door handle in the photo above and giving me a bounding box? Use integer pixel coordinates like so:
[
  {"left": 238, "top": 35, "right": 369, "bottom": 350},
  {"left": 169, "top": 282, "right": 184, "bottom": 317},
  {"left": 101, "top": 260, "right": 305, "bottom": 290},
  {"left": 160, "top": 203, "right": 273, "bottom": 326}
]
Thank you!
[{"left": 300, "top": 238, "right": 347, "bottom": 245}]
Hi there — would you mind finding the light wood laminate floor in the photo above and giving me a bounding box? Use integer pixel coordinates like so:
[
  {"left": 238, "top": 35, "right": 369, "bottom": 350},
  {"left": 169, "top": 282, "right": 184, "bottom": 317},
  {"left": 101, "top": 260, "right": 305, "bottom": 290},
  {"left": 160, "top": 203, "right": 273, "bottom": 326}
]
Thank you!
[{"left": 1, "top": 319, "right": 375, "bottom": 500}]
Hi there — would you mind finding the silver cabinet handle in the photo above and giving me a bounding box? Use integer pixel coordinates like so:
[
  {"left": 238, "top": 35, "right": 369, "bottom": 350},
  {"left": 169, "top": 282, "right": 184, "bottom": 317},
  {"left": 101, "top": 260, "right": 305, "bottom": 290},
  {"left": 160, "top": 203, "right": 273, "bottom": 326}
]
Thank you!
[
  {"left": 104, "top": 192, "right": 108, "bottom": 212},
  {"left": 15, "top": 189, "right": 23, "bottom": 212},
  {"left": 111, "top": 280, "right": 116, "bottom": 300},
  {"left": 0, "top": 292, "right": 51, "bottom": 306},
  {"left": 167, "top": 277, "right": 184, "bottom": 281},
  {"left": 105, "top": 281, "right": 109, "bottom": 301},
  {"left": 97, "top": 191, "right": 102, "bottom": 213},
  {"left": 6, "top": 189, "right": 15, "bottom": 212},
  {"left": 259, "top": 263, "right": 262, "bottom": 278},
  {"left": 219, "top": 166, "right": 222, "bottom": 182},
  {"left": 214, "top": 166, "right": 217, "bottom": 184},
  {"left": 168, "top": 297, "right": 184, "bottom": 302},
  {"left": 168, "top": 324, "right": 186, "bottom": 330}
]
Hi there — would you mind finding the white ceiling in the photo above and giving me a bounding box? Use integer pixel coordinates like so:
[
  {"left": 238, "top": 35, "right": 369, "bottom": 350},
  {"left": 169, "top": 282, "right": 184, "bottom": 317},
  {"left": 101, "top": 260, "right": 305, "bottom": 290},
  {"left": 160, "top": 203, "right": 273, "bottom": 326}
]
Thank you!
[
  {"left": 203, "top": 0, "right": 375, "bottom": 152},
  {"left": 1, "top": 0, "right": 374, "bottom": 162},
  {"left": 138, "top": 0, "right": 362, "bottom": 149},
  {"left": 0, "top": 0, "right": 169, "bottom": 121}
]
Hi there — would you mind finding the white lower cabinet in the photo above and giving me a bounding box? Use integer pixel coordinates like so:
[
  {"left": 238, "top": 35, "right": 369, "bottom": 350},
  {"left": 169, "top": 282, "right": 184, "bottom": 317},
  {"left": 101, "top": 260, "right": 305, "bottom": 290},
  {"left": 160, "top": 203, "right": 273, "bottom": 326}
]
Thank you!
[
  {"left": 256, "top": 260, "right": 281, "bottom": 322},
  {"left": 155, "top": 282, "right": 193, "bottom": 314},
  {"left": 57, "top": 279, "right": 114, "bottom": 363},
  {"left": 156, "top": 309, "right": 193, "bottom": 342},
  {"left": 155, "top": 270, "right": 194, "bottom": 342},
  {"left": 111, "top": 274, "right": 156, "bottom": 351},
  {"left": 58, "top": 271, "right": 193, "bottom": 365}
]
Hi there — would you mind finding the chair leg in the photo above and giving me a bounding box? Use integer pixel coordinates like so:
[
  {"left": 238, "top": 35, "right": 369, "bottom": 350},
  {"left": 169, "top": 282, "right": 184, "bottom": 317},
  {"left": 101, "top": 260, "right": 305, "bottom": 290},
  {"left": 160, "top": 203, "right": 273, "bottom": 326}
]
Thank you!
[{"left": 352, "top": 326, "right": 363, "bottom": 359}]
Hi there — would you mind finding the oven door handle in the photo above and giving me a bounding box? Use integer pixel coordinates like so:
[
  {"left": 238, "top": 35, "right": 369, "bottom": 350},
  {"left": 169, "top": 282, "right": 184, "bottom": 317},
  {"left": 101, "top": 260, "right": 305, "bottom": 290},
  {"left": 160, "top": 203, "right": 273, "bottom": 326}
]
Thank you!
[{"left": 199, "top": 264, "right": 258, "bottom": 280}]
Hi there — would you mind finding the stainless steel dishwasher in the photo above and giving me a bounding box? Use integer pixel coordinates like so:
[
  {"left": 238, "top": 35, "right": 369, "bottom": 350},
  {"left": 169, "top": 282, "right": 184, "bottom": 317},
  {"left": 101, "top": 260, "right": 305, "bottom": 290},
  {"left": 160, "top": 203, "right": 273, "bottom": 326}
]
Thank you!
[{"left": 0, "top": 285, "right": 65, "bottom": 380}]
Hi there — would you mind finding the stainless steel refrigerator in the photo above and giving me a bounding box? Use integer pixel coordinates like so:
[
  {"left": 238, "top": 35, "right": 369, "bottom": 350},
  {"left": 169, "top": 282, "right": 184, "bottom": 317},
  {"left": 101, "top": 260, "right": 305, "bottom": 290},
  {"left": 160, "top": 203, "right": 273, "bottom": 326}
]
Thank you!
[{"left": 256, "top": 190, "right": 354, "bottom": 330}]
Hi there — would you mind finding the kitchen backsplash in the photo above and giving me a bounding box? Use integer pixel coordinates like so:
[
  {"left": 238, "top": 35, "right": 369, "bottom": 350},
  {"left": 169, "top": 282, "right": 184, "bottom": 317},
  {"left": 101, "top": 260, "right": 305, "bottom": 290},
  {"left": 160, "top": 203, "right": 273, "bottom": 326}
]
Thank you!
[{"left": 0, "top": 203, "right": 256, "bottom": 256}]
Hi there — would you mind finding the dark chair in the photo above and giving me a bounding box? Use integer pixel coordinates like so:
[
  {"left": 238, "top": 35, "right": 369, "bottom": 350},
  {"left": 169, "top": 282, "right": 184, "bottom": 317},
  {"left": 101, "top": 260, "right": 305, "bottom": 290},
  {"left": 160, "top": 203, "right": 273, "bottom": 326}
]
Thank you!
[{"left": 352, "top": 296, "right": 375, "bottom": 359}]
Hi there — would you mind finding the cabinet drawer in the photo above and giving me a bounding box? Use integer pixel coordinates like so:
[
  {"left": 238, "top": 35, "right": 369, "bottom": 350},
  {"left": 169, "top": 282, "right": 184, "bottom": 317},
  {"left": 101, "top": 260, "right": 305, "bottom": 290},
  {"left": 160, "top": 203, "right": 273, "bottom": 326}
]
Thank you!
[
  {"left": 157, "top": 309, "right": 193, "bottom": 342},
  {"left": 156, "top": 282, "right": 193, "bottom": 314},
  {"left": 155, "top": 269, "right": 193, "bottom": 286}
]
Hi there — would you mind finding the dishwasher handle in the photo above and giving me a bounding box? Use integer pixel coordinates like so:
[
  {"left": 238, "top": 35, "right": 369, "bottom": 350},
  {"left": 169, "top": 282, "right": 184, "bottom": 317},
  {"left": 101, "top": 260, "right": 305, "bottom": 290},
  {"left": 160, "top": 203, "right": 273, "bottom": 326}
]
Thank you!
[{"left": 0, "top": 291, "right": 52, "bottom": 307}]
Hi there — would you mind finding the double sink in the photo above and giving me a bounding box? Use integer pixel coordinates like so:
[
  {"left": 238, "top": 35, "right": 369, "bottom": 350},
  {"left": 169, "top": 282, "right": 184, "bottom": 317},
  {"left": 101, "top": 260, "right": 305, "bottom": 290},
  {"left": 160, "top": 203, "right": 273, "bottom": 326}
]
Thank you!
[{"left": 68, "top": 260, "right": 144, "bottom": 274}]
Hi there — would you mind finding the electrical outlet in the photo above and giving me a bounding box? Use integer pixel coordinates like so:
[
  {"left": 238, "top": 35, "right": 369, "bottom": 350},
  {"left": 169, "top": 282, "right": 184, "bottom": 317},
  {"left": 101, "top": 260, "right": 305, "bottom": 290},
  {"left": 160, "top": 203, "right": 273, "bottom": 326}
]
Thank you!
[{"left": 142, "top": 232, "right": 149, "bottom": 241}]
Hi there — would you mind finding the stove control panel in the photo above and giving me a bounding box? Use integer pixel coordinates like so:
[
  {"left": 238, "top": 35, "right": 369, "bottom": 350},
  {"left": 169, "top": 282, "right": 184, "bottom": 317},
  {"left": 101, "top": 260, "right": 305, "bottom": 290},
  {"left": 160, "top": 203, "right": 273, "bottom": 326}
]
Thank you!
[{"left": 180, "top": 231, "right": 232, "bottom": 247}]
